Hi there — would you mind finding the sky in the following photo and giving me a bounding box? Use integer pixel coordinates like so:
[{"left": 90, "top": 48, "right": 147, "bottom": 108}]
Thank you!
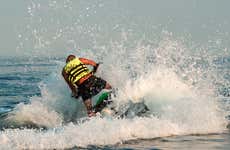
[
  {"left": 0, "top": 0, "right": 229, "bottom": 57},
  {"left": 0, "top": 1, "right": 27, "bottom": 56}
]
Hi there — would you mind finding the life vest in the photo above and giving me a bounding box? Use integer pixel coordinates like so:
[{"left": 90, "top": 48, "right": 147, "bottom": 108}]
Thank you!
[{"left": 64, "top": 58, "right": 91, "bottom": 84}]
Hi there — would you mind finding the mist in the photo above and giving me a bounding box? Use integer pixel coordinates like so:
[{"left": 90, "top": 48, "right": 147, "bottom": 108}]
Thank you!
[{"left": 0, "top": 0, "right": 229, "bottom": 57}]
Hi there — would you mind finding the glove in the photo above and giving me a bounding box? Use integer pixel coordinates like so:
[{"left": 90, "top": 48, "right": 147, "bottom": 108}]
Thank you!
[{"left": 93, "top": 63, "right": 100, "bottom": 73}]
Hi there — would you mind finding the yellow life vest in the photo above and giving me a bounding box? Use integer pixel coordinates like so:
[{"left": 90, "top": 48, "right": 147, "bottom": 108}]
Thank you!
[{"left": 64, "top": 58, "right": 91, "bottom": 84}]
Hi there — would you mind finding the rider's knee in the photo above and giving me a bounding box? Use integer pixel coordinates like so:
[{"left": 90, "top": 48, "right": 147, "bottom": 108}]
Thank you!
[{"left": 105, "top": 83, "right": 112, "bottom": 89}]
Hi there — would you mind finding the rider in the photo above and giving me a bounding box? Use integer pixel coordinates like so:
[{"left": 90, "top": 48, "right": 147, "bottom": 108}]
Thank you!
[{"left": 62, "top": 54, "right": 112, "bottom": 117}]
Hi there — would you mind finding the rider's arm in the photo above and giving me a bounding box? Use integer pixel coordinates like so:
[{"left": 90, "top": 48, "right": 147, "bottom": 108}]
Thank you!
[
  {"left": 79, "top": 58, "right": 99, "bottom": 73},
  {"left": 62, "top": 69, "right": 78, "bottom": 98},
  {"left": 79, "top": 58, "right": 97, "bottom": 67}
]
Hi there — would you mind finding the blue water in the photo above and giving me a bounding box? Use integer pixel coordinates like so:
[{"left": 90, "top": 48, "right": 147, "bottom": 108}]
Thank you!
[{"left": 0, "top": 57, "right": 60, "bottom": 119}]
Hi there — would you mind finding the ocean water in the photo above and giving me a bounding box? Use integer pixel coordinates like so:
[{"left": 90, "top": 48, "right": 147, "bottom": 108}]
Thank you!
[
  {"left": 1, "top": 0, "right": 230, "bottom": 149},
  {"left": 0, "top": 52, "right": 229, "bottom": 149}
]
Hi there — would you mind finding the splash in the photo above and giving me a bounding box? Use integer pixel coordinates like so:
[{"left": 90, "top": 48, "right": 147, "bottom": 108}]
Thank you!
[{"left": 3, "top": 33, "right": 228, "bottom": 149}]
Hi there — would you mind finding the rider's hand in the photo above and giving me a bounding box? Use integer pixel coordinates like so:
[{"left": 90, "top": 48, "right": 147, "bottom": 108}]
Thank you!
[
  {"left": 71, "top": 92, "right": 79, "bottom": 99},
  {"left": 93, "top": 63, "right": 100, "bottom": 73}
]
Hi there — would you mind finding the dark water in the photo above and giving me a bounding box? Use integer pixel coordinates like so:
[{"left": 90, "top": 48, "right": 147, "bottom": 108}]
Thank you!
[
  {"left": 71, "top": 134, "right": 230, "bottom": 150},
  {"left": 115, "top": 134, "right": 230, "bottom": 150}
]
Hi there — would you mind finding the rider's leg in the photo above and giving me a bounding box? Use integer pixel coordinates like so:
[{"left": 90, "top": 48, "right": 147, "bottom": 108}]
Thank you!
[{"left": 84, "top": 99, "right": 96, "bottom": 117}]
